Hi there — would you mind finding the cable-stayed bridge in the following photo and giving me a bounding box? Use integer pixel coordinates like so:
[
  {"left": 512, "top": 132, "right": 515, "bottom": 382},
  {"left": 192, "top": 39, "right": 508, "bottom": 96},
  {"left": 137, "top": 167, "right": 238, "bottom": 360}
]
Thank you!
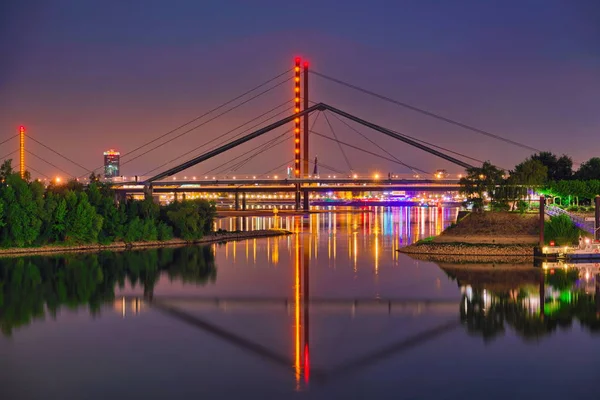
[{"left": 1, "top": 57, "right": 543, "bottom": 209}]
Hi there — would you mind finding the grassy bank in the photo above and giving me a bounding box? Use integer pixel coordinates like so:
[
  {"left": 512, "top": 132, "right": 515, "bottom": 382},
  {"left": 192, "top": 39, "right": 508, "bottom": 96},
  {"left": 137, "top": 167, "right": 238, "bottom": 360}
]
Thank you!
[
  {"left": 0, "top": 229, "right": 291, "bottom": 258},
  {"left": 399, "top": 212, "right": 538, "bottom": 260}
]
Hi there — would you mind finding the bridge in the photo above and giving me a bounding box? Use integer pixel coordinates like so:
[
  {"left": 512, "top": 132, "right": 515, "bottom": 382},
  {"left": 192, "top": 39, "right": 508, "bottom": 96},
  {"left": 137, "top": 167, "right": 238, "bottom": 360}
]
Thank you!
[{"left": 2, "top": 56, "right": 543, "bottom": 210}]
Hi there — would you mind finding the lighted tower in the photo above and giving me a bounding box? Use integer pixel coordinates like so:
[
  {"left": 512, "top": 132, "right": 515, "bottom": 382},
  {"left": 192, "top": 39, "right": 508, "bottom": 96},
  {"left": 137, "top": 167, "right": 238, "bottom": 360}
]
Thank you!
[
  {"left": 19, "top": 126, "right": 25, "bottom": 179},
  {"left": 303, "top": 61, "right": 309, "bottom": 177},
  {"left": 294, "top": 57, "right": 301, "bottom": 178}
]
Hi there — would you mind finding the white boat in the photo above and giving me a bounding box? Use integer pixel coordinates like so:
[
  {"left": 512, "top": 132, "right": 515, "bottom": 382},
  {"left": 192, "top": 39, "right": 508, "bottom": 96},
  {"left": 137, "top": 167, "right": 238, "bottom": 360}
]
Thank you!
[{"left": 542, "top": 238, "right": 600, "bottom": 260}]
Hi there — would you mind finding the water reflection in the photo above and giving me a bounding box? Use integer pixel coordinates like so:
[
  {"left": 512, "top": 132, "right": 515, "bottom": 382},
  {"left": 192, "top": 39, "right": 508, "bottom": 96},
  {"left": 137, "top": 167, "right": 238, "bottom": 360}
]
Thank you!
[
  {"left": 10, "top": 206, "right": 600, "bottom": 396},
  {"left": 0, "top": 246, "right": 216, "bottom": 336},
  {"left": 442, "top": 262, "right": 600, "bottom": 342}
]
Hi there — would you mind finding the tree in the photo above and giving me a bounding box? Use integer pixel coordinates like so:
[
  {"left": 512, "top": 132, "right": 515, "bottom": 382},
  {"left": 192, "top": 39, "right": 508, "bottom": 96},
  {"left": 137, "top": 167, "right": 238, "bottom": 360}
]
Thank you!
[
  {"left": 575, "top": 157, "right": 600, "bottom": 180},
  {"left": 62, "top": 191, "right": 103, "bottom": 244},
  {"left": 0, "top": 174, "right": 42, "bottom": 247},
  {"left": 510, "top": 159, "right": 547, "bottom": 204},
  {"left": 0, "top": 160, "right": 13, "bottom": 182},
  {"left": 530, "top": 152, "right": 573, "bottom": 181},
  {"left": 165, "top": 199, "right": 216, "bottom": 240},
  {"left": 459, "top": 161, "right": 505, "bottom": 211}
]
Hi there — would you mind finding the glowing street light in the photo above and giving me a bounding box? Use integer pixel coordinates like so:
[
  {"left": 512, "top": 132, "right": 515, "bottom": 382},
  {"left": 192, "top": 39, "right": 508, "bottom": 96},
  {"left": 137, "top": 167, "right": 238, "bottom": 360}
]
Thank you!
[{"left": 373, "top": 173, "right": 380, "bottom": 180}]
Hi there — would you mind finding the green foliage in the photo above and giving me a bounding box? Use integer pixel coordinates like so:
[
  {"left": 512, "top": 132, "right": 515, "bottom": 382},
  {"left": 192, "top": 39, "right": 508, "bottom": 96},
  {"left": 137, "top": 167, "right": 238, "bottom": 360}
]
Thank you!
[
  {"left": 544, "top": 214, "right": 581, "bottom": 245},
  {"left": 459, "top": 161, "right": 505, "bottom": 211},
  {"left": 0, "top": 174, "right": 43, "bottom": 247},
  {"left": 0, "top": 174, "right": 216, "bottom": 248},
  {"left": 157, "top": 221, "right": 174, "bottom": 241},
  {"left": 165, "top": 199, "right": 216, "bottom": 240},
  {"left": 516, "top": 200, "right": 529, "bottom": 214},
  {"left": 530, "top": 152, "right": 573, "bottom": 181},
  {"left": 543, "top": 180, "right": 600, "bottom": 205},
  {"left": 575, "top": 157, "right": 600, "bottom": 180},
  {"left": 511, "top": 159, "right": 547, "bottom": 187}
]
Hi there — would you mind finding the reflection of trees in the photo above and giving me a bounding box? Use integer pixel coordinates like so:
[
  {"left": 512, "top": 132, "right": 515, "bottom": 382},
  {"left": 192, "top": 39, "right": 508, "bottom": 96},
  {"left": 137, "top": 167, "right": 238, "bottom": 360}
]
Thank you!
[
  {"left": 0, "top": 246, "right": 216, "bottom": 336},
  {"left": 445, "top": 266, "right": 600, "bottom": 342}
]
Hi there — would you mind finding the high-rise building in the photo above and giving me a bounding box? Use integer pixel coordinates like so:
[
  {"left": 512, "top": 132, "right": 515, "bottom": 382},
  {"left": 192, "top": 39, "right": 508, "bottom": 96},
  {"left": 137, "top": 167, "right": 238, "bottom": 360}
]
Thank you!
[{"left": 104, "top": 149, "right": 120, "bottom": 178}]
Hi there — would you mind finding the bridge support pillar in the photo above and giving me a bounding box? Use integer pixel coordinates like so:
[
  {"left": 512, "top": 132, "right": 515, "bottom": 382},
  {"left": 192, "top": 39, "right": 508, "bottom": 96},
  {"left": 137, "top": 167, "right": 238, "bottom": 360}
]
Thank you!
[
  {"left": 143, "top": 184, "right": 153, "bottom": 201},
  {"left": 303, "top": 189, "right": 309, "bottom": 211},
  {"left": 539, "top": 195, "right": 545, "bottom": 248},
  {"left": 295, "top": 184, "right": 301, "bottom": 210},
  {"left": 242, "top": 193, "right": 247, "bottom": 211},
  {"left": 595, "top": 196, "right": 600, "bottom": 241},
  {"left": 235, "top": 191, "right": 240, "bottom": 211}
]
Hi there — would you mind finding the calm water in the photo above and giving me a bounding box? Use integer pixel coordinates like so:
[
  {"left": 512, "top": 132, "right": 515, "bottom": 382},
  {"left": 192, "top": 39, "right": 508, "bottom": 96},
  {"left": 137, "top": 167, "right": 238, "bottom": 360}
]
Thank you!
[{"left": 2, "top": 207, "right": 600, "bottom": 399}]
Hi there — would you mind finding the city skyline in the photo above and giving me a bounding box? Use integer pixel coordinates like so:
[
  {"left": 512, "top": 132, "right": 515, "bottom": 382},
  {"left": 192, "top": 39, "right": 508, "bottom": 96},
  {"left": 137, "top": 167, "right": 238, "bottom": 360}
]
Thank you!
[{"left": 1, "top": 0, "right": 598, "bottom": 179}]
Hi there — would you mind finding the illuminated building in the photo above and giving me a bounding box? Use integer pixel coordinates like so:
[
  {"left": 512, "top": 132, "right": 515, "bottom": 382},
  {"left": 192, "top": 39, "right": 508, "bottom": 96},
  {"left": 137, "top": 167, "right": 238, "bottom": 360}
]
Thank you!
[{"left": 104, "top": 149, "right": 120, "bottom": 178}]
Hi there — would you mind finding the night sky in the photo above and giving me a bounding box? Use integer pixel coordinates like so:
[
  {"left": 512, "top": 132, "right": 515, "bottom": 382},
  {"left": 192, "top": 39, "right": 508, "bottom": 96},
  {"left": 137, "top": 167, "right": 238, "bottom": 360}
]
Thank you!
[{"left": 1, "top": 0, "right": 598, "bottom": 179}]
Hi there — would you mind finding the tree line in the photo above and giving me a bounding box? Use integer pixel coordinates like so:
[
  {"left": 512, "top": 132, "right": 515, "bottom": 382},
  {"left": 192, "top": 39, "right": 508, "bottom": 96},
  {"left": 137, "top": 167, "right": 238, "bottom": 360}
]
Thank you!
[
  {"left": 459, "top": 152, "right": 600, "bottom": 210},
  {"left": 0, "top": 160, "right": 217, "bottom": 248}
]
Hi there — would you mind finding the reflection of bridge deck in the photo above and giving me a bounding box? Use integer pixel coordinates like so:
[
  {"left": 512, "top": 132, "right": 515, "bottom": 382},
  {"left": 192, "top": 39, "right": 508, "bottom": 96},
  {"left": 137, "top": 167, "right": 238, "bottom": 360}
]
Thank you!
[{"left": 121, "top": 295, "right": 459, "bottom": 308}]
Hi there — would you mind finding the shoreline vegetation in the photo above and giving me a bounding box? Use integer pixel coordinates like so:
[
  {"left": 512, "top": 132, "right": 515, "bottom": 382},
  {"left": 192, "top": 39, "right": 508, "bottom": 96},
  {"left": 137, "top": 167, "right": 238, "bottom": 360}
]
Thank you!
[
  {"left": 0, "top": 229, "right": 291, "bottom": 258},
  {"left": 0, "top": 160, "right": 297, "bottom": 255},
  {"left": 399, "top": 212, "right": 539, "bottom": 263}
]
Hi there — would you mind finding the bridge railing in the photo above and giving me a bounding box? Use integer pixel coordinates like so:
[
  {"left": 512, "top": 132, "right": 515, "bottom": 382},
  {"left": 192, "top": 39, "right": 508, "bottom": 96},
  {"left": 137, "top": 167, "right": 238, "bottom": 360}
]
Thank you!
[{"left": 546, "top": 204, "right": 594, "bottom": 234}]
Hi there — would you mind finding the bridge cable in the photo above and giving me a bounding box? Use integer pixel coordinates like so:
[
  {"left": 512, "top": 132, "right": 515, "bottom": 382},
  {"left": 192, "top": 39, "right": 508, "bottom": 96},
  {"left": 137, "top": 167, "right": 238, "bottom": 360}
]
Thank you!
[
  {"left": 0, "top": 134, "right": 19, "bottom": 147},
  {"left": 322, "top": 112, "right": 353, "bottom": 174},
  {"left": 327, "top": 106, "right": 506, "bottom": 170},
  {"left": 25, "top": 164, "right": 50, "bottom": 179},
  {"left": 120, "top": 77, "right": 291, "bottom": 170},
  {"left": 310, "top": 129, "right": 435, "bottom": 173},
  {"left": 326, "top": 111, "right": 430, "bottom": 175},
  {"left": 81, "top": 69, "right": 294, "bottom": 178},
  {"left": 141, "top": 99, "right": 292, "bottom": 177},
  {"left": 208, "top": 129, "right": 291, "bottom": 176},
  {"left": 28, "top": 135, "right": 91, "bottom": 173},
  {"left": 26, "top": 149, "right": 75, "bottom": 178},
  {"left": 124, "top": 79, "right": 291, "bottom": 177},
  {"left": 121, "top": 68, "right": 293, "bottom": 160},
  {"left": 0, "top": 149, "right": 18, "bottom": 161},
  {"left": 229, "top": 111, "right": 323, "bottom": 174},
  {"left": 230, "top": 132, "right": 290, "bottom": 173},
  {"left": 310, "top": 70, "right": 543, "bottom": 153}
]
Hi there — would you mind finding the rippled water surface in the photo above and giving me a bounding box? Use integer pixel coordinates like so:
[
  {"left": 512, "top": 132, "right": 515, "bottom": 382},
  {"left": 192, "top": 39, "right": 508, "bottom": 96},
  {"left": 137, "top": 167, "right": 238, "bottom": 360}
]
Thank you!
[{"left": 2, "top": 207, "right": 600, "bottom": 399}]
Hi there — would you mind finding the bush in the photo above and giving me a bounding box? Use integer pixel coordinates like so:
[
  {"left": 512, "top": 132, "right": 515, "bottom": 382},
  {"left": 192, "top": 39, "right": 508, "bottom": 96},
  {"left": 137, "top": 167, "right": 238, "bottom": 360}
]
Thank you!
[
  {"left": 124, "top": 217, "right": 144, "bottom": 243},
  {"left": 545, "top": 214, "right": 581, "bottom": 245},
  {"left": 567, "top": 205, "right": 580, "bottom": 212},
  {"left": 157, "top": 221, "right": 173, "bottom": 241},
  {"left": 517, "top": 200, "right": 529, "bottom": 214}
]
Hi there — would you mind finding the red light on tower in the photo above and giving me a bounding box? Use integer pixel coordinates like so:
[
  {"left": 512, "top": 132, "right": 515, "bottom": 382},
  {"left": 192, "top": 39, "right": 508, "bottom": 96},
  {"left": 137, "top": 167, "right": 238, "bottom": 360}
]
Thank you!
[
  {"left": 19, "top": 126, "right": 25, "bottom": 179},
  {"left": 293, "top": 57, "right": 301, "bottom": 178}
]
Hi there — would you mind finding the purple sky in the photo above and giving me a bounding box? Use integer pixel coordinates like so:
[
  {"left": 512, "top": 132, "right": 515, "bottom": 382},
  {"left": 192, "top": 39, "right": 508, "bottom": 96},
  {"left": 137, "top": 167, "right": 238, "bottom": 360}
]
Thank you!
[{"left": 1, "top": 0, "right": 599, "bottom": 179}]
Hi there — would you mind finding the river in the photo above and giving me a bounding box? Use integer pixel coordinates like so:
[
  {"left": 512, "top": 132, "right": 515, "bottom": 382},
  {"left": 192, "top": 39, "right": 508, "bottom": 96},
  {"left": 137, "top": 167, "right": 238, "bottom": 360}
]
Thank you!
[{"left": 1, "top": 206, "right": 599, "bottom": 399}]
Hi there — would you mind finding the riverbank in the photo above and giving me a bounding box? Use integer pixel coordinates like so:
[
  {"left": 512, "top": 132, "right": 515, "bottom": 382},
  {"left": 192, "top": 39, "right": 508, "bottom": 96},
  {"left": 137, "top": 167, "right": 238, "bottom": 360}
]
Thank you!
[
  {"left": 399, "top": 212, "right": 538, "bottom": 262},
  {"left": 0, "top": 229, "right": 292, "bottom": 258}
]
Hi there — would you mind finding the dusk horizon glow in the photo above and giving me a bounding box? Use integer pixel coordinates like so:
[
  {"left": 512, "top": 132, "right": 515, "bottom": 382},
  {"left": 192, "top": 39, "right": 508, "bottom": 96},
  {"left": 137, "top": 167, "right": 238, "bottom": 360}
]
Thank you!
[{"left": 1, "top": 0, "right": 598, "bottom": 179}]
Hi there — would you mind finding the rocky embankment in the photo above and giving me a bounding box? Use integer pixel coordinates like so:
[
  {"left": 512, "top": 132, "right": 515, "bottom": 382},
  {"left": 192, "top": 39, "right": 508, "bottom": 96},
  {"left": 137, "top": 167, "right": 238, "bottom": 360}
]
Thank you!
[
  {"left": 399, "top": 212, "right": 538, "bottom": 263},
  {"left": 0, "top": 229, "right": 291, "bottom": 258}
]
